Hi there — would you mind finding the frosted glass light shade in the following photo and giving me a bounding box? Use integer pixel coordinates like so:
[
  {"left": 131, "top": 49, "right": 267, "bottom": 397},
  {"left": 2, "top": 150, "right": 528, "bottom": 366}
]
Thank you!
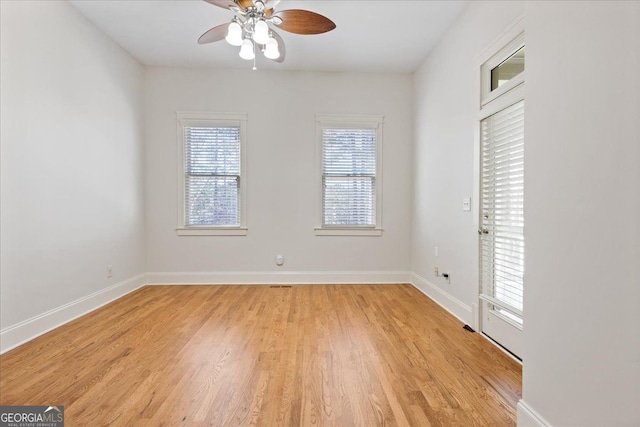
[
  {"left": 253, "top": 20, "right": 270, "bottom": 45},
  {"left": 264, "top": 37, "right": 279, "bottom": 59},
  {"left": 239, "top": 39, "right": 255, "bottom": 60},
  {"left": 225, "top": 21, "right": 243, "bottom": 46}
]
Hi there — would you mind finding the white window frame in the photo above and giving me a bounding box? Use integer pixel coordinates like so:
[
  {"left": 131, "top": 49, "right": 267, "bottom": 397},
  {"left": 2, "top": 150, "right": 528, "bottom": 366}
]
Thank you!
[
  {"left": 315, "top": 114, "right": 384, "bottom": 237},
  {"left": 480, "top": 31, "right": 525, "bottom": 107},
  {"left": 176, "top": 111, "right": 248, "bottom": 236}
]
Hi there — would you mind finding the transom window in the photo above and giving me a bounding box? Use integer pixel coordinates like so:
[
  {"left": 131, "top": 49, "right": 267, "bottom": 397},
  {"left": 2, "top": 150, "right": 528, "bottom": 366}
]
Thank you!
[
  {"left": 491, "top": 46, "right": 525, "bottom": 91},
  {"left": 481, "top": 31, "right": 525, "bottom": 106}
]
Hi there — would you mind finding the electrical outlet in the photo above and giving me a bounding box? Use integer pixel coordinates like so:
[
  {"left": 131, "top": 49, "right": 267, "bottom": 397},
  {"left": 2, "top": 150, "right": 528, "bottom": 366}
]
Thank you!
[
  {"left": 434, "top": 266, "right": 439, "bottom": 277},
  {"left": 107, "top": 265, "right": 113, "bottom": 278},
  {"left": 275, "top": 255, "right": 284, "bottom": 266}
]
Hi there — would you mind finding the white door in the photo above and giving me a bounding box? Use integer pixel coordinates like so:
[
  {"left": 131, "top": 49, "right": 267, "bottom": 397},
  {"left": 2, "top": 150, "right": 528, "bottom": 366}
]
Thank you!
[{"left": 479, "top": 99, "right": 524, "bottom": 359}]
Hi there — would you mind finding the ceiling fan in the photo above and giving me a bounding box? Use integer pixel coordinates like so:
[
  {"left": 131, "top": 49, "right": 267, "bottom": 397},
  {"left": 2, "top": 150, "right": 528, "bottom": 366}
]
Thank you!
[{"left": 198, "top": 0, "right": 336, "bottom": 67}]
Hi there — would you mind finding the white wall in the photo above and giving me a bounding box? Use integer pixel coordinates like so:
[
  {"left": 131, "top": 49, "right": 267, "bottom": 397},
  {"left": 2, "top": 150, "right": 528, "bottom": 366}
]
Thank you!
[
  {"left": 0, "top": 1, "right": 145, "bottom": 348},
  {"left": 413, "top": 0, "right": 640, "bottom": 425},
  {"left": 144, "top": 69, "right": 413, "bottom": 280},
  {"left": 412, "top": 1, "right": 526, "bottom": 322},
  {"left": 522, "top": 2, "right": 640, "bottom": 426}
]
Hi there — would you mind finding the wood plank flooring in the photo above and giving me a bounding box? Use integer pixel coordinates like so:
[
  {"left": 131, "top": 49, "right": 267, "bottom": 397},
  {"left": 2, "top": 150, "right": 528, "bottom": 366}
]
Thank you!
[{"left": 0, "top": 285, "right": 521, "bottom": 426}]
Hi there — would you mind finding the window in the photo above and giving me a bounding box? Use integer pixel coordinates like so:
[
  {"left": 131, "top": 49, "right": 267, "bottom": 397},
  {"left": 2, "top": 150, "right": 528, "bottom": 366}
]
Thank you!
[
  {"left": 480, "top": 99, "right": 525, "bottom": 322},
  {"left": 481, "top": 31, "right": 524, "bottom": 106},
  {"left": 491, "top": 46, "right": 525, "bottom": 91},
  {"left": 176, "top": 112, "right": 247, "bottom": 236},
  {"left": 315, "top": 114, "right": 383, "bottom": 236}
]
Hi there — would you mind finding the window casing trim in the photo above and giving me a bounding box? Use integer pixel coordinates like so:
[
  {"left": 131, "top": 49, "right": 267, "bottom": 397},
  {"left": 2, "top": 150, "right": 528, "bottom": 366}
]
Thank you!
[
  {"left": 315, "top": 114, "right": 384, "bottom": 236},
  {"left": 479, "top": 23, "right": 525, "bottom": 107},
  {"left": 176, "top": 111, "right": 248, "bottom": 236}
]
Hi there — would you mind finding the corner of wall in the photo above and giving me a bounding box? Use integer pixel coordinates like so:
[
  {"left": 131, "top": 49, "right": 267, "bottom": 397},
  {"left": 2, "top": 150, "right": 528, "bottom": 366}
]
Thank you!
[
  {"left": 410, "top": 272, "right": 472, "bottom": 325},
  {"left": 517, "top": 400, "right": 551, "bottom": 427},
  {"left": 0, "top": 274, "right": 146, "bottom": 355}
]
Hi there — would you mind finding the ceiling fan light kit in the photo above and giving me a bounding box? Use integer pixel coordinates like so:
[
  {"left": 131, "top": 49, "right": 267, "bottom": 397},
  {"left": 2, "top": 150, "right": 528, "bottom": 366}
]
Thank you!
[
  {"left": 263, "top": 37, "right": 280, "bottom": 60},
  {"left": 238, "top": 38, "right": 255, "bottom": 60},
  {"left": 253, "top": 19, "right": 270, "bottom": 45},
  {"left": 199, "top": 0, "right": 336, "bottom": 68},
  {"left": 225, "top": 20, "right": 243, "bottom": 46}
]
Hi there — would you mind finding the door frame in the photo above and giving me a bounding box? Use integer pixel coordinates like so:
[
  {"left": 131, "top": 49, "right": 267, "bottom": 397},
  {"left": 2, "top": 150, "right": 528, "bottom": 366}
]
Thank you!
[{"left": 472, "top": 15, "right": 525, "bottom": 361}]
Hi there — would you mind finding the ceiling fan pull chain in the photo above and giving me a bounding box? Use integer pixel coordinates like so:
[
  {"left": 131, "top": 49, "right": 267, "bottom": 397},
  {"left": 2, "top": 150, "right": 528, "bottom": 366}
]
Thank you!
[{"left": 252, "top": 42, "right": 257, "bottom": 70}]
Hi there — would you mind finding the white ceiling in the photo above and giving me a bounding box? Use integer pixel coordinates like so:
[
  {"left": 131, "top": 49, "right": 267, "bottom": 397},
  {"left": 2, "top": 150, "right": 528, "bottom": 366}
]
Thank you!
[{"left": 70, "top": 0, "right": 468, "bottom": 73}]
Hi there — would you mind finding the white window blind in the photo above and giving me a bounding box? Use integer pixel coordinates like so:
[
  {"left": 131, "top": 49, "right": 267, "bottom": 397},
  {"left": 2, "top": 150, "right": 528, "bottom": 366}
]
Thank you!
[
  {"left": 480, "top": 100, "right": 525, "bottom": 320},
  {"left": 322, "top": 128, "right": 377, "bottom": 226},
  {"left": 184, "top": 126, "right": 240, "bottom": 226}
]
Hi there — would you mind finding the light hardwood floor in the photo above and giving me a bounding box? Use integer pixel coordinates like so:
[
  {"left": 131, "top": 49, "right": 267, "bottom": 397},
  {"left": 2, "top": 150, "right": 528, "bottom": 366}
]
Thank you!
[{"left": 0, "top": 285, "right": 521, "bottom": 426}]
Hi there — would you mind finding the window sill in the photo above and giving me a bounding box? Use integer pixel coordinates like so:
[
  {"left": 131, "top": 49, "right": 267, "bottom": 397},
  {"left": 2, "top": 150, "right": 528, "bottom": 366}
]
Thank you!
[
  {"left": 176, "top": 227, "right": 248, "bottom": 236},
  {"left": 314, "top": 227, "right": 382, "bottom": 237}
]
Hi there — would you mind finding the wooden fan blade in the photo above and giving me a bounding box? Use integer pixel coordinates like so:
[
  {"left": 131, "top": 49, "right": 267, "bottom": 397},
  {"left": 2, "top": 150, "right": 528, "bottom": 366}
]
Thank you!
[
  {"left": 262, "top": 0, "right": 279, "bottom": 18},
  {"left": 203, "top": 0, "right": 238, "bottom": 11},
  {"left": 237, "top": 0, "right": 254, "bottom": 9},
  {"left": 269, "top": 29, "right": 286, "bottom": 63},
  {"left": 273, "top": 10, "right": 336, "bottom": 35},
  {"left": 198, "top": 23, "right": 230, "bottom": 44}
]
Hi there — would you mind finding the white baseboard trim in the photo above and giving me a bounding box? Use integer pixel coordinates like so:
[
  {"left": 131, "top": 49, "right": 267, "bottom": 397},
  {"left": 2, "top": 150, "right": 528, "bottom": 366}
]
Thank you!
[
  {"left": 517, "top": 400, "right": 551, "bottom": 427},
  {"left": 0, "top": 274, "right": 146, "bottom": 354},
  {"left": 146, "top": 270, "right": 412, "bottom": 285},
  {"left": 410, "top": 273, "right": 472, "bottom": 325}
]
